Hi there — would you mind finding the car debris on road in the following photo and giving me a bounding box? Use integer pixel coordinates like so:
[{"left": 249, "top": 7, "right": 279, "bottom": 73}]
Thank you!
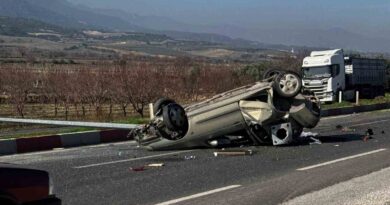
[
  {"left": 309, "top": 137, "right": 322, "bottom": 145},
  {"left": 336, "top": 125, "right": 356, "bottom": 132},
  {"left": 130, "top": 166, "right": 146, "bottom": 172},
  {"left": 300, "top": 131, "right": 319, "bottom": 138},
  {"left": 130, "top": 163, "right": 166, "bottom": 172},
  {"left": 363, "top": 128, "right": 375, "bottom": 142},
  {"left": 147, "top": 163, "right": 165, "bottom": 167},
  {"left": 213, "top": 149, "right": 253, "bottom": 157},
  {"left": 184, "top": 156, "right": 196, "bottom": 160},
  {"left": 131, "top": 70, "right": 321, "bottom": 151},
  {"left": 298, "top": 131, "right": 322, "bottom": 145},
  {"left": 366, "top": 128, "right": 374, "bottom": 136}
]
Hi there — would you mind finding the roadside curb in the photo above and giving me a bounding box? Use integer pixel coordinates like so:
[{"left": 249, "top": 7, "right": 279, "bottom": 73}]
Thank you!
[
  {"left": 321, "top": 103, "right": 390, "bottom": 117},
  {"left": 0, "top": 129, "right": 131, "bottom": 156}
]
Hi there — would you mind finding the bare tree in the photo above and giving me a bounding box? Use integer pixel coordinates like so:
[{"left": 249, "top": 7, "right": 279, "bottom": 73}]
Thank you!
[
  {"left": 4, "top": 68, "right": 34, "bottom": 118},
  {"left": 126, "top": 63, "right": 161, "bottom": 117},
  {"left": 112, "top": 67, "right": 130, "bottom": 117}
]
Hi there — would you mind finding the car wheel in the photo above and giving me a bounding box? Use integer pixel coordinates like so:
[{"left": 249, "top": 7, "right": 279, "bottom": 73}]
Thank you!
[
  {"left": 153, "top": 98, "right": 176, "bottom": 116},
  {"left": 162, "top": 103, "right": 188, "bottom": 134},
  {"left": 273, "top": 71, "right": 302, "bottom": 98},
  {"left": 263, "top": 68, "right": 282, "bottom": 79}
]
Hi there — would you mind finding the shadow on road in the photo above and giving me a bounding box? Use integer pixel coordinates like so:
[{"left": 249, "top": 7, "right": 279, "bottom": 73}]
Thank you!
[
  {"left": 318, "top": 134, "right": 365, "bottom": 143},
  {"left": 294, "top": 133, "right": 366, "bottom": 146}
]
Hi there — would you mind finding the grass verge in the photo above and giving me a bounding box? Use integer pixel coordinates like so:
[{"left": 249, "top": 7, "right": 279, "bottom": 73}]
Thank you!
[
  {"left": 322, "top": 93, "right": 390, "bottom": 109},
  {"left": 0, "top": 116, "right": 147, "bottom": 140}
]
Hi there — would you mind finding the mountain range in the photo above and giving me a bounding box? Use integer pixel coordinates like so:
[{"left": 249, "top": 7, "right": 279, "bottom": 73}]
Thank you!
[{"left": 0, "top": 0, "right": 389, "bottom": 53}]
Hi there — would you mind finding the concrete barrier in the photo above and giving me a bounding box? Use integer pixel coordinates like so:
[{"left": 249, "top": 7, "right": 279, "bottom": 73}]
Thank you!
[
  {"left": 0, "top": 139, "right": 17, "bottom": 155},
  {"left": 16, "top": 135, "right": 62, "bottom": 153},
  {"left": 60, "top": 131, "right": 100, "bottom": 147},
  {"left": 100, "top": 130, "right": 130, "bottom": 142},
  {"left": 0, "top": 129, "right": 131, "bottom": 156}
]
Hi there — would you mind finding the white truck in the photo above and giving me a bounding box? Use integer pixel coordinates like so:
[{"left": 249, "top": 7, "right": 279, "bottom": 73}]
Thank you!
[{"left": 302, "top": 49, "right": 386, "bottom": 102}]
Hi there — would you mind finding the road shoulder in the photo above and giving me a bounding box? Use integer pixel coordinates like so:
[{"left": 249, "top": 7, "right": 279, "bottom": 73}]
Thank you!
[{"left": 283, "top": 166, "right": 390, "bottom": 205}]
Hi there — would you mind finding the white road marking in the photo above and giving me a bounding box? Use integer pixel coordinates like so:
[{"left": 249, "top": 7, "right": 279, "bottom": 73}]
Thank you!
[
  {"left": 297, "top": 148, "right": 387, "bottom": 171},
  {"left": 73, "top": 150, "right": 193, "bottom": 169},
  {"left": 155, "top": 185, "right": 241, "bottom": 205},
  {"left": 350, "top": 119, "right": 390, "bottom": 127}
]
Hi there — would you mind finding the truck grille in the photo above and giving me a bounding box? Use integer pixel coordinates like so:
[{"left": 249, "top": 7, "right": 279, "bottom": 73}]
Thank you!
[{"left": 303, "top": 83, "right": 328, "bottom": 99}]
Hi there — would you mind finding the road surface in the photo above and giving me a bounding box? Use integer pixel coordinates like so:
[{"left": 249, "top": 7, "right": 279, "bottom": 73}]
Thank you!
[{"left": 1, "top": 110, "right": 390, "bottom": 205}]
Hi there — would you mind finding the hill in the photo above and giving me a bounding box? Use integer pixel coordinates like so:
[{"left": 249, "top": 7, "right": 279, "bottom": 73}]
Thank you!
[
  {"left": 0, "top": 0, "right": 286, "bottom": 50},
  {"left": 0, "top": 0, "right": 142, "bottom": 31},
  {"left": 0, "top": 16, "right": 78, "bottom": 38}
]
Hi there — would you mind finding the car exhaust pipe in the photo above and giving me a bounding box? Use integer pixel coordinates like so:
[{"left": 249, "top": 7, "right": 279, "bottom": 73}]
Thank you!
[{"left": 209, "top": 138, "right": 231, "bottom": 147}]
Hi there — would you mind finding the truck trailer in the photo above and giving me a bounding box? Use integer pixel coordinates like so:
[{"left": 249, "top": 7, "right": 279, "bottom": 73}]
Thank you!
[{"left": 302, "top": 49, "right": 386, "bottom": 102}]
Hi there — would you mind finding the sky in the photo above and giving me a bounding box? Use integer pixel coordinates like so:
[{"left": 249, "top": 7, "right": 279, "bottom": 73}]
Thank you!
[{"left": 68, "top": 0, "right": 390, "bottom": 39}]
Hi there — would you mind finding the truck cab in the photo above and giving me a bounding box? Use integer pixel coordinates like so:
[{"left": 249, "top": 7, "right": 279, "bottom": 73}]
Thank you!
[{"left": 302, "top": 49, "right": 346, "bottom": 102}]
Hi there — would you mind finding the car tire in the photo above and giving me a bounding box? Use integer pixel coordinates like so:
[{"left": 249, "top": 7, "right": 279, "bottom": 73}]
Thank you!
[
  {"left": 162, "top": 103, "right": 188, "bottom": 133},
  {"left": 153, "top": 98, "right": 176, "bottom": 116},
  {"left": 273, "top": 71, "right": 302, "bottom": 98},
  {"left": 262, "top": 68, "right": 282, "bottom": 79}
]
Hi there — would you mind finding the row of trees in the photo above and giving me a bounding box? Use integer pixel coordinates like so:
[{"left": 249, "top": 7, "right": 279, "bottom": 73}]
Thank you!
[
  {"left": 0, "top": 53, "right": 308, "bottom": 120},
  {"left": 0, "top": 59, "right": 251, "bottom": 119}
]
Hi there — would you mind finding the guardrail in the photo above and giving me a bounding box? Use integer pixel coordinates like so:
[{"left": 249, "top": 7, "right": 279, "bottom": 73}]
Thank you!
[{"left": 0, "top": 117, "right": 137, "bottom": 130}]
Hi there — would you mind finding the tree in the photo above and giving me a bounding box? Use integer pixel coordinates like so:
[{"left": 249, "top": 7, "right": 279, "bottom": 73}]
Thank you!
[
  {"left": 126, "top": 64, "right": 160, "bottom": 118},
  {"left": 4, "top": 69, "right": 34, "bottom": 118},
  {"left": 43, "top": 69, "right": 63, "bottom": 118},
  {"left": 112, "top": 67, "right": 130, "bottom": 117},
  {"left": 239, "top": 61, "right": 274, "bottom": 81}
]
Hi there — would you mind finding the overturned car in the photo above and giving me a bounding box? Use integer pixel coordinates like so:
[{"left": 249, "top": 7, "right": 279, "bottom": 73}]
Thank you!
[{"left": 131, "top": 71, "right": 321, "bottom": 150}]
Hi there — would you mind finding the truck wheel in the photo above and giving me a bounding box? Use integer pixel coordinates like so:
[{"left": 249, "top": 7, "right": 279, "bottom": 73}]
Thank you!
[
  {"left": 263, "top": 68, "right": 282, "bottom": 79},
  {"left": 375, "top": 86, "right": 385, "bottom": 97},
  {"left": 153, "top": 98, "right": 176, "bottom": 116},
  {"left": 368, "top": 86, "right": 375, "bottom": 99},
  {"left": 273, "top": 71, "right": 302, "bottom": 98}
]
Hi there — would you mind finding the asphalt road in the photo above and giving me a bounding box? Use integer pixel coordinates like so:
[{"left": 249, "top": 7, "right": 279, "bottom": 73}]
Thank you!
[{"left": 1, "top": 110, "right": 390, "bottom": 205}]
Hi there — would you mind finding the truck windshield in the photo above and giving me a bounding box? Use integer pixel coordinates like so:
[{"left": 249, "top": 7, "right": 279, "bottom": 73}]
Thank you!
[{"left": 302, "top": 66, "right": 331, "bottom": 78}]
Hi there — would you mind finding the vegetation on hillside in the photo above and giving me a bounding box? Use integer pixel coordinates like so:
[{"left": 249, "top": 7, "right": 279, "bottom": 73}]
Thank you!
[{"left": 0, "top": 16, "right": 78, "bottom": 38}]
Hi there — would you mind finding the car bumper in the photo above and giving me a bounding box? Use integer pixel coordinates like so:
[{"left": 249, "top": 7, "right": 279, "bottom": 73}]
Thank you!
[{"left": 24, "top": 195, "right": 61, "bottom": 205}]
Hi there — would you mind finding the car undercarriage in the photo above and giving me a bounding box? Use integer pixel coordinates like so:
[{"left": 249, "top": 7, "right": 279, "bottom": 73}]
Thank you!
[{"left": 131, "top": 71, "right": 321, "bottom": 151}]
